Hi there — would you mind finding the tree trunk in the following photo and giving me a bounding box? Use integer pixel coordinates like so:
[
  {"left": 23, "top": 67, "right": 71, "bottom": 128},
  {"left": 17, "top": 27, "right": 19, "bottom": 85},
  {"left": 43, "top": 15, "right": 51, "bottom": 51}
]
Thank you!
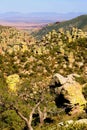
[
  {"left": 26, "top": 121, "right": 33, "bottom": 130},
  {"left": 12, "top": 106, "right": 33, "bottom": 130},
  {"left": 38, "top": 107, "right": 47, "bottom": 127}
]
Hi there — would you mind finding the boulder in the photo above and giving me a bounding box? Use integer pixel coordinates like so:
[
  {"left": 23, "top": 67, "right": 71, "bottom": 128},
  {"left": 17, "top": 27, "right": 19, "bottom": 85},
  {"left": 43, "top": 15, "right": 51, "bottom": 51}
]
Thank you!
[
  {"left": 75, "top": 119, "right": 87, "bottom": 125},
  {"left": 58, "top": 119, "right": 87, "bottom": 127},
  {"left": 60, "top": 82, "right": 86, "bottom": 106},
  {"left": 50, "top": 73, "right": 87, "bottom": 114}
]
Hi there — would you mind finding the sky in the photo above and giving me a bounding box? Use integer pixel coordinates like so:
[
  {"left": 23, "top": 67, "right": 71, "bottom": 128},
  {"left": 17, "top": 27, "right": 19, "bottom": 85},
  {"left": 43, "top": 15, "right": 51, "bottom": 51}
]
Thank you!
[{"left": 0, "top": 0, "right": 87, "bottom": 13}]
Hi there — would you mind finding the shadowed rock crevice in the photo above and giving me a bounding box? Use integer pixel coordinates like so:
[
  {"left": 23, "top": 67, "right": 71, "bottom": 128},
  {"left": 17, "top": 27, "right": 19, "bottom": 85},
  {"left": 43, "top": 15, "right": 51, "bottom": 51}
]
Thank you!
[{"left": 55, "top": 94, "right": 70, "bottom": 107}]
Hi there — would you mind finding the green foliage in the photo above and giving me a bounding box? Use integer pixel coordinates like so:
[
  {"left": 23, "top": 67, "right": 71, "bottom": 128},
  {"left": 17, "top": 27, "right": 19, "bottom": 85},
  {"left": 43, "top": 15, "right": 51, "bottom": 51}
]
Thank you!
[
  {"left": 0, "top": 25, "right": 87, "bottom": 129},
  {"left": 0, "top": 110, "right": 24, "bottom": 130}
]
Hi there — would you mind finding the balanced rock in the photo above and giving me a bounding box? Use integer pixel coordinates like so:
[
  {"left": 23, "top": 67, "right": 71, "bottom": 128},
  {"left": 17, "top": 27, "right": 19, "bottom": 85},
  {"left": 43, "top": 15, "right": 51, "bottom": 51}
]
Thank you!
[{"left": 50, "top": 73, "right": 86, "bottom": 114}]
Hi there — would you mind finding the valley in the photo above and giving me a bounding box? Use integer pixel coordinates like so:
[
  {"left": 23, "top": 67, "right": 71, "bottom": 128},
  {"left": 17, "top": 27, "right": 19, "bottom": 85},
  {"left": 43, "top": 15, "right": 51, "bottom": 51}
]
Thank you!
[
  {"left": 0, "top": 20, "right": 48, "bottom": 31},
  {"left": 0, "top": 14, "right": 87, "bottom": 130}
]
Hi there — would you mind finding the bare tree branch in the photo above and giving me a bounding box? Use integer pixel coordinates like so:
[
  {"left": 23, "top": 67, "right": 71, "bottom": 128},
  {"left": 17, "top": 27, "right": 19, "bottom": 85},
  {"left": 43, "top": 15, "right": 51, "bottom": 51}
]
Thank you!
[
  {"left": 14, "top": 107, "right": 28, "bottom": 123},
  {"left": 28, "top": 97, "right": 44, "bottom": 126},
  {"left": 10, "top": 97, "right": 44, "bottom": 130},
  {"left": 38, "top": 106, "right": 47, "bottom": 126}
]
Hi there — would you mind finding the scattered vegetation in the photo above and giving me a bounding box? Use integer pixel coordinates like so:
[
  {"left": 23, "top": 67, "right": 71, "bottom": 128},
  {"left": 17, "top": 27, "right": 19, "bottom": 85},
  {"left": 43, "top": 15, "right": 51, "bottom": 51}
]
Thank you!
[
  {"left": 0, "top": 23, "right": 87, "bottom": 130},
  {"left": 33, "top": 15, "right": 87, "bottom": 39}
]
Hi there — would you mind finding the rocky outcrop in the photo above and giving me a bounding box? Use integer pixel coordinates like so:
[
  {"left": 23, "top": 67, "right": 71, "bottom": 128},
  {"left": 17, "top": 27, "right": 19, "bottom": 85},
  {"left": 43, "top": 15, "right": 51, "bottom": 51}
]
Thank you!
[
  {"left": 75, "top": 119, "right": 87, "bottom": 125},
  {"left": 58, "top": 119, "right": 87, "bottom": 127},
  {"left": 50, "top": 73, "right": 86, "bottom": 114}
]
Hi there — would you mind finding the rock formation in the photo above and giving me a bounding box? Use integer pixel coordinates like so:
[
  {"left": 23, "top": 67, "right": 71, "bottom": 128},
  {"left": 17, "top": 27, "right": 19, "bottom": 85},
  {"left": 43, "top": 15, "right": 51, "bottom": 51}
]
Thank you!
[{"left": 50, "top": 73, "right": 87, "bottom": 114}]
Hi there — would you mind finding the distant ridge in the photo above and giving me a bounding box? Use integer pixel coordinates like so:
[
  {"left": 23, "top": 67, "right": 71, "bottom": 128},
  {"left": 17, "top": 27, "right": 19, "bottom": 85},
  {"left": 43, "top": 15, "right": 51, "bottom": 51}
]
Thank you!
[
  {"left": 0, "top": 12, "right": 84, "bottom": 23},
  {"left": 34, "top": 15, "right": 87, "bottom": 38}
]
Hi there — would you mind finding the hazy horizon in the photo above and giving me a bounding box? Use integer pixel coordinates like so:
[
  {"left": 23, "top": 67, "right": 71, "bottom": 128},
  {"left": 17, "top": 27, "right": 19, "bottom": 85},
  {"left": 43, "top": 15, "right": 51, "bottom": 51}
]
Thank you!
[{"left": 0, "top": 0, "right": 87, "bottom": 29}]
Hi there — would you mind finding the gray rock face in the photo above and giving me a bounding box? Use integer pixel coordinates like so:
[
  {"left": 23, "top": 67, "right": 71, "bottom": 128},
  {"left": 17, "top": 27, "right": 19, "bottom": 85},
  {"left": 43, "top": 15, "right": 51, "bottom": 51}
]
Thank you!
[{"left": 53, "top": 73, "right": 80, "bottom": 85}]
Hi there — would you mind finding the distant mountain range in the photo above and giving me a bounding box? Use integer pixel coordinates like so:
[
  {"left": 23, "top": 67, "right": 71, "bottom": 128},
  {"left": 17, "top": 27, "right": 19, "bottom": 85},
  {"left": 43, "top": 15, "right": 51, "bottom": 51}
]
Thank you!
[{"left": 0, "top": 12, "right": 85, "bottom": 23}]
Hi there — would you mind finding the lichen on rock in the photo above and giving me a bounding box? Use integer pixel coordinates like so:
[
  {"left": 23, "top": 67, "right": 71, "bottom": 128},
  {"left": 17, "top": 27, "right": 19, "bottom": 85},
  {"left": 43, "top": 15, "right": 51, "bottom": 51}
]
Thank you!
[{"left": 6, "top": 74, "right": 20, "bottom": 92}]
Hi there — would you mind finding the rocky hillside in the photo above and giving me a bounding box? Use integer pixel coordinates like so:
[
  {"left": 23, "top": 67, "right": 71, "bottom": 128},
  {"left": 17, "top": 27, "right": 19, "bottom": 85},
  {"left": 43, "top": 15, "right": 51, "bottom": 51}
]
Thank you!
[
  {"left": 0, "top": 25, "right": 35, "bottom": 54},
  {"left": 0, "top": 26, "right": 87, "bottom": 130},
  {"left": 34, "top": 15, "right": 87, "bottom": 39},
  {"left": 0, "top": 27, "right": 87, "bottom": 83}
]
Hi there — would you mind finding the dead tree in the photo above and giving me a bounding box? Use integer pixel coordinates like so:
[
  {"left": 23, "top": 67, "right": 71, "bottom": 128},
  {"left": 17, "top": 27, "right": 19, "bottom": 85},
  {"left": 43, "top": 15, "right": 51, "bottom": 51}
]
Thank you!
[
  {"left": 38, "top": 106, "right": 47, "bottom": 127},
  {"left": 11, "top": 99, "right": 43, "bottom": 130}
]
